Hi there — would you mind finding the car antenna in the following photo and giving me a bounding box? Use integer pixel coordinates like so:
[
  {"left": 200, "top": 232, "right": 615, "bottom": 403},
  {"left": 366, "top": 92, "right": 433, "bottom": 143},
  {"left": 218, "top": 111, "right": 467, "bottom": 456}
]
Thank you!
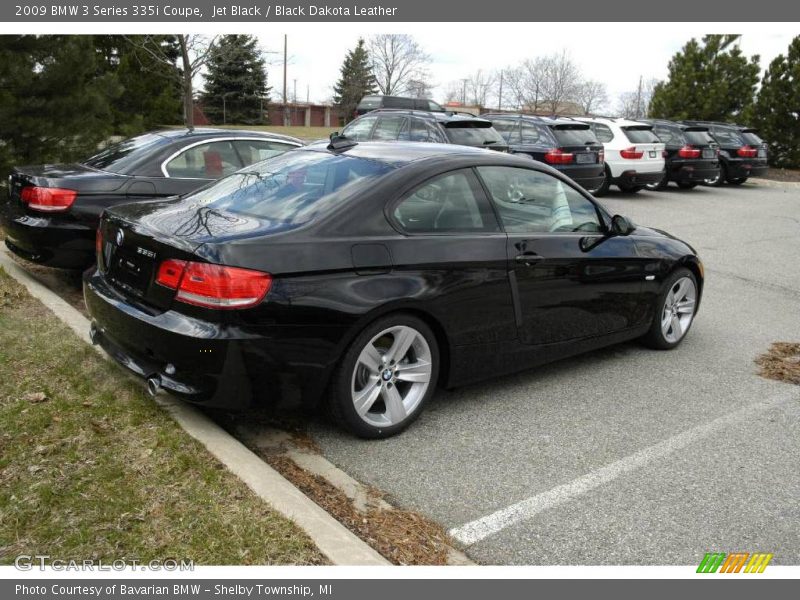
[{"left": 328, "top": 132, "right": 358, "bottom": 152}]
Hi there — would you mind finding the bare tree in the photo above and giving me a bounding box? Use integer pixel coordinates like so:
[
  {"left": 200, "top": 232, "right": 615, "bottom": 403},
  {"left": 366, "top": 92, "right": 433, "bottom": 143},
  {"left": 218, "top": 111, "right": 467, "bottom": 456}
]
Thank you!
[
  {"left": 575, "top": 80, "right": 608, "bottom": 115},
  {"left": 465, "top": 69, "right": 497, "bottom": 107},
  {"left": 367, "top": 34, "right": 431, "bottom": 96},
  {"left": 125, "top": 34, "right": 216, "bottom": 128},
  {"left": 540, "top": 51, "right": 581, "bottom": 114},
  {"left": 615, "top": 77, "right": 659, "bottom": 120},
  {"left": 503, "top": 59, "right": 547, "bottom": 112},
  {"left": 442, "top": 80, "right": 463, "bottom": 104},
  {"left": 406, "top": 78, "right": 435, "bottom": 99}
]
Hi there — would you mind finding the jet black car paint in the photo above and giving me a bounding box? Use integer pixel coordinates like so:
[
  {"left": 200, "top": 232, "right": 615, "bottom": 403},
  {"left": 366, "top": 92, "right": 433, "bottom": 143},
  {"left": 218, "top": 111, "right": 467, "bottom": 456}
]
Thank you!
[{"left": 84, "top": 142, "right": 703, "bottom": 412}]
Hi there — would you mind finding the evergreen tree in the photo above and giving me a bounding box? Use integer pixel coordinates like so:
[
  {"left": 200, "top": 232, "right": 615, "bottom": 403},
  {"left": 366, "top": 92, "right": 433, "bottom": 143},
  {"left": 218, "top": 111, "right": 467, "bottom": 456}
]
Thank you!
[
  {"left": 332, "top": 38, "right": 378, "bottom": 124},
  {"left": 753, "top": 36, "right": 800, "bottom": 168},
  {"left": 649, "top": 35, "right": 760, "bottom": 121},
  {"left": 201, "top": 35, "right": 269, "bottom": 125},
  {"left": 0, "top": 35, "right": 120, "bottom": 179}
]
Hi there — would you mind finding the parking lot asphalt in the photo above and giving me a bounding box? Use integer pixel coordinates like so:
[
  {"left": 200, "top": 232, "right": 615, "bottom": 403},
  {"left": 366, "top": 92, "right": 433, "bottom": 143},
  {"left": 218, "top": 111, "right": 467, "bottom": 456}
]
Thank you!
[{"left": 309, "top": 181, "right": 800, "bottom": 565}]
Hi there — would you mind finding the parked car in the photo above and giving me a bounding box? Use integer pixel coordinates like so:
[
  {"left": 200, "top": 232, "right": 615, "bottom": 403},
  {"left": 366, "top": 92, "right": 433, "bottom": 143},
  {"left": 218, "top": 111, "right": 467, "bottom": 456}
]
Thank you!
[
  {"left": 483, "top": 113, "right": 606, "bottom": 193},
  {"left": 679, "top": 121, "right": 768, "bottom": 186},
  {"left": 340, "top": 109, "right": 509, "bottom": 152},
  {"left": 85, "top": 139, "right": 703, "bottom": 438},
  {"left": 575, "top": 117, "right": 666, "bottom": 195},
  {"left": 1, "top": 129, "right": 303, "bottom": 269},
  {"left": 355, "top": 95, "right": 446, "bottom": 117},
  {"left": 640, "top": 119, "right": 720, "bottom": 190}
]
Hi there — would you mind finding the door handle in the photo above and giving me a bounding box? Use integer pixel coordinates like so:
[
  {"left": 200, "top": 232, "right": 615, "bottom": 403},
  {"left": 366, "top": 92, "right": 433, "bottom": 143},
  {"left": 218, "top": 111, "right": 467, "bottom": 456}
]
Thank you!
[{"left": 515, "top": 252, "right": 544, "bottom": 266}]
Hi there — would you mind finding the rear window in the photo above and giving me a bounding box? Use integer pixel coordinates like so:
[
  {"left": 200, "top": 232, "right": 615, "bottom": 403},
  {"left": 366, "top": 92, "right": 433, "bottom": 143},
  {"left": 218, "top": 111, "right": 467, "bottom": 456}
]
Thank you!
[
  {"left": 444, "top": 123, "right": 504, "bottom": 146},
  {"left": 83, "top": 133, "right": 168, "bottom": 174},
  {"left": 684, "top": 130, "right": 715, "bottom": 145},
  {"left": 357, "top": 96, "right": 382, "bottom": 109},
  {"left": 652, "top": 125, "right": 685, "bottom": 146},
  {"left": 622, "top": 126, "right": 660, "bottom": 144},
  {"left": 187, "top": 150, "right": 393, "bottom": 226},
  {"left": 552, "top": 126, "right": 598, "bottom": 146},
  {"left": 710, "top": 126, "right": 745, "bottom": 146},
  {"left": 740, "top": 131, "right": 763, "bottom": 145}
]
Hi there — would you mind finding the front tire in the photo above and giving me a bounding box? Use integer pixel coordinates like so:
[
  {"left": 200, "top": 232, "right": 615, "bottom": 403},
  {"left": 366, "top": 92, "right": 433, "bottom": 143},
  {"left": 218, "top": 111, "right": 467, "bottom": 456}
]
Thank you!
[
  {"left": 592, "top": 166, "right": 611, "bottom": 197},
  {"left": 705, "top": 164, "right": 727, "bottom": 187},
  {"left": 641, "top": 268, "right": 698, "bottom": 350},
  {"left": 328, "top": 314, "right": 439, "bottom": 438},
  {"left": 645, "top": 172, "right": 668, "bottom": 191}
]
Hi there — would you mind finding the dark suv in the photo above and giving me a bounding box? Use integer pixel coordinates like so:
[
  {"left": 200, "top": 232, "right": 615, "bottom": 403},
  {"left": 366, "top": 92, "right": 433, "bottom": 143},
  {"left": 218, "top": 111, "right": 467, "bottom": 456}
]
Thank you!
[
  {"left": 355, "top": 95, "right": 446, "bottom": 117},
  {"left": 484, "top": 114, "right": 605, "bottom": 193},
  {"left": 641, "top": 119, "right": 720, "bottom": 190},
  {"left": 680, "top": 121, "right": 768, "bottom": 186},
  {"left": 340, "top": 109, "right": 509, "bottom": 152}
]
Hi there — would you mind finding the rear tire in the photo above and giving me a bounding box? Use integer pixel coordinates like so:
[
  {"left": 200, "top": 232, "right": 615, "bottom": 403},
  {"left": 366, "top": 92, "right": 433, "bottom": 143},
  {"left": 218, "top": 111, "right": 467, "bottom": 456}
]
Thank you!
[
  {"left": 641, "top": 268, "right": 698, "bottom": 350},
  {"left": 705, "top": 164, "right": 727, "bottom": 187},
  {"left": 592, "top": 167, "right": 611, "bottom": 197},
  {"left": 328, "top": 314, "right": 439, "bottom": 438}
]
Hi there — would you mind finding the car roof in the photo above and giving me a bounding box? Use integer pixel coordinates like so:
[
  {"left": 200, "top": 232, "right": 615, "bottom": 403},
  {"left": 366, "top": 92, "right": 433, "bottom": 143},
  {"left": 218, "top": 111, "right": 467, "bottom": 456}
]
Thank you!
[
  {"left": 149, "top": 128, "right": 304, "bottom": 145},
  {"left": 482, "top": 113, "right": 592, "bottom": 128},
  {"left": 365, "top": 108, "right": 492, "bottom": 124},
  {"left": 576, "top": 116, "right": 653, "bottom": 128},
  {"left": 302, "top": 140, "right": 507, "bottom": 166}
]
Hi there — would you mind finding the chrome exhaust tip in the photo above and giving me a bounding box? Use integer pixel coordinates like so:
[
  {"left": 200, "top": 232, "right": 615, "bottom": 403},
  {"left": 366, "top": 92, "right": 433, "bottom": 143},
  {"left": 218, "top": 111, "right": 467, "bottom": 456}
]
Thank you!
[{"left": 146, "top": 376, "right": 161, "bottom": 397}]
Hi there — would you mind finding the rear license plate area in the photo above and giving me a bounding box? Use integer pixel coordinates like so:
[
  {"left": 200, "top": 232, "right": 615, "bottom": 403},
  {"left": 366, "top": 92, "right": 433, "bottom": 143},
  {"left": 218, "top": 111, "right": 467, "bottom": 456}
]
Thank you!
[
  {"left": 575, "top": 153, "right": 595, "bottom": 164},
  {"left": 758, "top": 148, "right": 766, "bottom": 158},
  {"left": 108, "top": 248, "right": 154, "bottom": 297},
  {"left": 702, "top": 148, "right": 715, "bottom": 159},
  {"left": 649, "top": 151, "right": 657, "bottom": 158}
]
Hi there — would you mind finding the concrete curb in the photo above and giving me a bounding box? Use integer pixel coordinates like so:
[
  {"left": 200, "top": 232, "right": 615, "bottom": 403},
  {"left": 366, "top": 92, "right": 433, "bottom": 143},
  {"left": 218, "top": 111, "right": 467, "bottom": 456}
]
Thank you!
[
  {"left": 749, "top": 177, "right": 800, "bottom": 189},
  {"left": 0, "top": 247, "right": 389, "bottom": 566}
]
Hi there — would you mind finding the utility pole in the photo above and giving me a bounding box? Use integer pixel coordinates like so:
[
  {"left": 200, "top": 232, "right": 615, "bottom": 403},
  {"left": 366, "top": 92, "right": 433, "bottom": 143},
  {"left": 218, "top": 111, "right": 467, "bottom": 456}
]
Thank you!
[
  {"left": 498, "top": 70, "right": 504, "bottom": 111},
  {"left": 461, "top": 78, "right": 468, "bottom": 105},
  {"left": 293, "top": 79, "right": 297, "bottom": 103},
  {"left": 635, "top": 75, "right": 643, "bottom": 119},
  {"left": 283, "top": 34, "right": 290, "bottom": 126}
]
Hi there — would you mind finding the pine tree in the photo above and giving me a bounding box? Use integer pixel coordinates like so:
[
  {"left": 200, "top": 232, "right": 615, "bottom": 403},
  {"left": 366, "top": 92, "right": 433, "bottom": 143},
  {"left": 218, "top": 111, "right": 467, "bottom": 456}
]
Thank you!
[
  {"left": 649, "top": 35, "right": 760, "bottom": 121},
  {"left": 753, "top": 36, "right": 800, "bottom": 168},
  {"left": 333, "top": 38, "right": 378, "bottom": 124},
  {"left": 0, "top": 35, "right": 120, "bottom": 179},
  {"left": 201, "top": 35, "right": 270, "bottom": 125}
]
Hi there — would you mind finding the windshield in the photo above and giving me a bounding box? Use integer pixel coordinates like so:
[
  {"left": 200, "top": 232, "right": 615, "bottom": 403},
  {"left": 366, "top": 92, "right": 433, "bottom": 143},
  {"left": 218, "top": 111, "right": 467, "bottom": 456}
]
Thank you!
[
  {"left": 83, "top": 133, "right": 168, "bottom": 174},
  {"left": 552, "top": 126, "right": 599, "bottom": 146},
  {"left": 445, "top": 124, "right": 505, "bottom": 146},
  {"left": 183, "top": 150, "right": 394, "bottom": 226},
  {"left": 622, "top": 127, "right": 660, "bottom": 144}
]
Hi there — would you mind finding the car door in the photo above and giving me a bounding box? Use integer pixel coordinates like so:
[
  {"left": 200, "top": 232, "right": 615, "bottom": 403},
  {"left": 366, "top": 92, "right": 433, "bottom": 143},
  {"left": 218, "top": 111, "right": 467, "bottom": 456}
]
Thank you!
[
  {"left": 388, "top": 168, "right": 515, "bottom": 346},
  {"left": 475, "top": 165, "right": 645, "bottom": 345}
]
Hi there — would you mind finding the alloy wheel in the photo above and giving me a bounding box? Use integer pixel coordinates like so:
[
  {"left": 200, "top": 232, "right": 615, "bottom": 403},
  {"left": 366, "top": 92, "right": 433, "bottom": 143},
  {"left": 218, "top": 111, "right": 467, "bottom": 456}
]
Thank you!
[
  {"left": 350, "top": 325, "right": 433, "bottom": 428},
  {"left": 660, "top": 276, "right": 697, "bottom": 344}
]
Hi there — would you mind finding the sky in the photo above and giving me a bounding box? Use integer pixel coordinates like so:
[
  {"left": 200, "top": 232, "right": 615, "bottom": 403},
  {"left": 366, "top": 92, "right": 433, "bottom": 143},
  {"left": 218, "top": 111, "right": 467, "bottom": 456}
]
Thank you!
[{"left": 256, "top": 23, "right": 797, "bottom": 112}]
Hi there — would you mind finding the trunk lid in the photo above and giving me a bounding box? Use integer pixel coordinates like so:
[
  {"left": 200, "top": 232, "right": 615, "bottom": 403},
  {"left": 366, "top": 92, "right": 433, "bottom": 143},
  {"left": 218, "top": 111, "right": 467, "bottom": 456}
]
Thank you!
[
  {"left": 8, "top": 164, "right": 128, "bottom": 210},
  {"left": 620, "top": 126, "right": 665, "bottom": 164},
  {"left": 551, "top": 124, "right": 603, "bottom": 164}
]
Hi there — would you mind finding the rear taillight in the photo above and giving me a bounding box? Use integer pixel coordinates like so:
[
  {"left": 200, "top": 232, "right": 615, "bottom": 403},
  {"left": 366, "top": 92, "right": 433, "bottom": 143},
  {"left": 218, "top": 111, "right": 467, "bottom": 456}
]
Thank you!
[
  {"left": 95, "top": 228, "right": 102, "bottom": 254},
  {"left": 544, "top": 148, "right": 574, "bottom": 165},
  {"left": 678, "top": 145, "right": 701, "bottom": 159},
  {"left": 737, "top": 145, "right": 758, "bottom": 158},
  {"left": 598, "top": 149, "right": 604, "bottom": 163},
  {"left": 156, "top": 260, "right": 272, "bottom": 310},
  {"left": 620, "top": 147, "right": 644, "bottom": 159},
  {"left": 20, "top": 186, "right": 77, "bottom": 212}
]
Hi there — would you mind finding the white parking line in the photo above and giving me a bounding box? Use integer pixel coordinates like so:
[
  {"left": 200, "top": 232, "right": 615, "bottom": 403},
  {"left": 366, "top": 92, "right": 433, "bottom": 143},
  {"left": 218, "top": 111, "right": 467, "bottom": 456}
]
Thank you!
[{"left": 449, "top": 390, "right": 797, "bottom": 546}]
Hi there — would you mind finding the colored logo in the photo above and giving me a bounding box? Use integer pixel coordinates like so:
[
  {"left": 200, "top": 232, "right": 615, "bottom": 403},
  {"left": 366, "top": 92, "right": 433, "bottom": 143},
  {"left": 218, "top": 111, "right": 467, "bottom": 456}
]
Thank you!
[{"left": 697, "top": 552, "right": 773, "bottom": 573}]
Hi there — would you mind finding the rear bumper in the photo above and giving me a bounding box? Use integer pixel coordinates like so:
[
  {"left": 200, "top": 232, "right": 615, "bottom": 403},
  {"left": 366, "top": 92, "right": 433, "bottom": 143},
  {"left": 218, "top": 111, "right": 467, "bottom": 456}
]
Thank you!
[
  {"left": 83, "top": 270, "right": 340, "bottom": 411},
  {"left": 0, "top": 205, "right": 94, "bottom": 269},
  {"left": 613, "top": 170, "right": 665, "bottom": 187},
  {"left": 725, "top": 158, "right": 768, "bottom": 180},
  {"left": 668, "top": 159, "right": 720, "bottom": 183},
  {"left": 557, "top": 164, "right": 606, "bottom": 192}
]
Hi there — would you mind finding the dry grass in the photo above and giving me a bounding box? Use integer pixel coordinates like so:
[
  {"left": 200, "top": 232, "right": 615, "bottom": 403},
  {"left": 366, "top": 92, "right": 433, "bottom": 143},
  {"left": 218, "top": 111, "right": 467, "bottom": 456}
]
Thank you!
[
  {"left": 263, "top": 453, "right": 451, "bottom": 565},
  {"left": 0, "top": 266, "right": 325, "bottom": 565},
  {"left": 755, "top": 342, "right": 800, "bottom": 385}
]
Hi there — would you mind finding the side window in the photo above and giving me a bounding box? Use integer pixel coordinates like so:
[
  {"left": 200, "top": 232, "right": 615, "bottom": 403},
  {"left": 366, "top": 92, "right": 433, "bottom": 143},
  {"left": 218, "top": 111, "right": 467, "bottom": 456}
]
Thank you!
[
  {"left": 165, "top": 141, "right": 241, "bottom": 179},
  {"left": 342, "top": 115, "right": 378, "bottom": 141},
  {"left": 409, "top": 118, "right": 446, "bottom": 143},
  {"left": 393, "top": 170, "right": 499, "bottom": 233},
  {"left": 234, "top": 140, "right": 296, "bottom": 166},
  {"left": 492, "top": 120, "right": 519, "bottom": 143},
  {"left": 373, "top": 115, "right": 407, "bottom": 140},
  {"left": 519, "top": 124, "right": 543, "bottom": 144},
  {"left": 477, "top": 166, "right": 603, "bottom": 234},
  {"left": 593, "top": 123, "right": 614, "bottom": 143}
]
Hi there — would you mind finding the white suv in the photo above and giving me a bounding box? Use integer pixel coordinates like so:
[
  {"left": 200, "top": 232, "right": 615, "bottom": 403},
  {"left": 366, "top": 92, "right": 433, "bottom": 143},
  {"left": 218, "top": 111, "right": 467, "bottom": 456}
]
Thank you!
[{"left": 576, "top": 117, "right": 665, "bottom": 195}]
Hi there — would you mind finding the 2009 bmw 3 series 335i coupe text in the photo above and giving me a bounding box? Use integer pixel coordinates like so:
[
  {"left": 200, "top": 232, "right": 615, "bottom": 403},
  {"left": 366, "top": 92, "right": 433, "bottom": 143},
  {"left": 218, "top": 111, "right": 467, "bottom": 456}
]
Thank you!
[{"left": 85, "top": 139, "right": 703, "bottom": 438}]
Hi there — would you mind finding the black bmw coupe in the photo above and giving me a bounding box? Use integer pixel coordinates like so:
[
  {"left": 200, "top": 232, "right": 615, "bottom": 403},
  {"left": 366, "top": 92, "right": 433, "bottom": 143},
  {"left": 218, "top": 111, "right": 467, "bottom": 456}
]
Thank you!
[
  {"left": 85, "top": 139, "right": 703, "bottom": 438},
  {"left": 2, "top": 128, "right": 303, "bottom": 269}
]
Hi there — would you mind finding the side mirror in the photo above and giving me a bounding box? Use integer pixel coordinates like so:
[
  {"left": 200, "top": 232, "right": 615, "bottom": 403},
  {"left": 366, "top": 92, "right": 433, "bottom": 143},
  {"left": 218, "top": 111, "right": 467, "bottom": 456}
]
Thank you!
[{"left": 610, "top": 214, "right": 635, "bottom": 236}]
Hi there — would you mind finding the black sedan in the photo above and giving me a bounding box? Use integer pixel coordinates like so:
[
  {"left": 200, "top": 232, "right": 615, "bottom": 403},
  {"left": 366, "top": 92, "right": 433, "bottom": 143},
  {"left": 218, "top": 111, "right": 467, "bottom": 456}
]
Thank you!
[
  {"left": 84, "top": 140, "right": 703, "bottom": 438},
  {"left": 1, "top": 128, "right": 303, "bottom": 269}
]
